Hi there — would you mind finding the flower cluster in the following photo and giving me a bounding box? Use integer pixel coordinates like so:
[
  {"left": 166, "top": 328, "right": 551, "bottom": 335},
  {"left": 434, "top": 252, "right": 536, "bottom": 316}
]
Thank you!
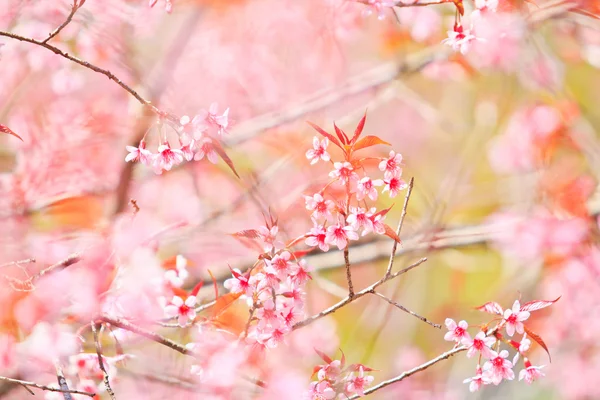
[
  {"left": 304, "top": 113, "right": 407, "bottom": 252},
  {"left": 444, "top": 297, "right": 559, "bottom": 392},
  {"left": 125, "top": 103, "right": 231, "bottom": 174},
  {"left": 307, "top": 350, "right": 375, "bottom": 399},
  {"left": 441, "top": 0, "right": 501, "bottom": 54}
]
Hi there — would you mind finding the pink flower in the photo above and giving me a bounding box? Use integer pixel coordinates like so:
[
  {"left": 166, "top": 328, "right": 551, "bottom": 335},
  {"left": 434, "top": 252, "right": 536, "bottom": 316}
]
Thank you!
[
  {"left": 308, "top": 380, "right": 336, "bottom": 400},
  {"left": 519, "top": 363, "right": 545, "bottom": 384},
  {"left": 0, "top": 335, "right": 15, "bottom": 373},
  {"left": 180, "top": 139, "right": 196, "bottom": 161},
  {"left": 363, "top": 0, "right": 396, "bottom": 20},
  {"left": 463, "top": 366, "right": 491, "bottom": 392},
  {"left": 329, "top": 162, "right": 358, "bottom": 185},
  {"left": 290, "top": 260, "right": 312, "bottom": 286},
  {"left": 442, "top": 23, "right": 479, "bottom": 55},
  {"left": 268, "top": 251, "right": 292, "bottom": 277},
  {"left": 305, "top": 193, "right": 335, "bottom": 220},
  {"left": 356, "top": 177, "right": 383, "bottom": 201},
  {"left": 326, "top": 223, "right": 359, "bottom": 250},
  {"left": 472, "top": 0, "right": 498, "bottom": 18},
  {"left": 306, "top": 220, "right": 329, "bottom": 252},
  {"left": 345, "top": 366, "right": 374, "bottom": 397},
  {"left": 383, "top": 175, "right": 408, "bottom": 198},
  {"left": 125, "top": 140, "right": 153, "bottom": 164},
  {"left": 164, "top": 295, "right": 197, "bottom": 327},
  {"left": 317, "top": 359, "right": 342, "bottom": 380},
  {"left": 444, "top": 318, "right": 471, "bottom": 344},
  {"left": 155, "top": 143, "right": 184, "bottom": 171},
  {"left": 364, "top": 209, "right": 386, "bottom": 235},
  {"left": 503, "top": 300, "right": 530, "bottom": 337},
  {"left": 258, "top": 225, "right": 280, "bottom": 252},
  {"left": 163, "top": 255, "right": 189, "bottom": 288},
  {"left": 464, "top": 331, "right": 496, "bottom": 359},
  {"left": 224, "top": 268, "right": 251, "bottom": 295},
  {"left": 378, "top": 151, "right": 403, "bottom": 179},
  {"left": 306, "top": 136, "right": 330, "bottom": 165},
  {"left": 207, "top": 102, "right": 230, "bottom": 135},
  {"left": 194, "top": 138, "right": 219, "bottom": 164},
  {"left": 179, "top": 114, "right": 208, "bottom": 140},
  {"left": 483, "top": 350, "right": 515, "bottom": 385},
  {"left": 346, "top": 207, "right": 373, "bottom": 234}
]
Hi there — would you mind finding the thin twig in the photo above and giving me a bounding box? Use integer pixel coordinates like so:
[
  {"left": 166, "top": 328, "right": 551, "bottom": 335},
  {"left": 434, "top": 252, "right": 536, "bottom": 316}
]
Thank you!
[
  {"left": 0, "top": 376, "right": 95, "bottom": 397},
  {"left": 55, "top": 364, "right": 73, "bottom": 400},
  {"left": 344, "top": 247, "right": 354, "bottom": 298},
  {"left": 4, "top": 253, "right": 80, "bottom": 291},
  {"left": 371, "top": 291, "right": 440, "bottom": 328},
  {"left": 92, "top": 323, "right": 117, "bottom": 399},
  {"left": 0, "top": 258, "right": 35, "bottom": 269},
  {"left": 385, "top": 177, "right": 414, "bottom": 277},
  {"left": 99, "top": 316, "right": 194, "bottom": 357},
  {"left": 293, "top": 257, "right": 427, "bottom": 330},
  {"left": 42, "top": 0, "right": 82, "bottom": 44}
]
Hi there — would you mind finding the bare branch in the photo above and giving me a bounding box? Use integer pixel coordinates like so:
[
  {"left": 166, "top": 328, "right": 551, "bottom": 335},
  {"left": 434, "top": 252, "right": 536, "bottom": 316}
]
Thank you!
[
  {"left": 371, "top": 291, "right": 440, "bottom": 329},
  {"left": 55, "top": 364, "right": 73, "bottom": 400},
  {"left": 0, "top": 376, "right": 95, "bottom": 397},
  {"left": 343, "top": 247, "right": 354, "bottom": 298},
  {"left": 0, "top": 258, "right": 35, "bottom": 269},
  {"left": 42, "top": 0, "right": 82, "bottom": 44},
  {"left": 4, "top": 253, "right": 80, "bottom": 291},
  {"left": 385, "top": 177, "right": 414, "bottom": 277},
  {"left": 92, "top": 323, "right": 117, "bottom": 399}
]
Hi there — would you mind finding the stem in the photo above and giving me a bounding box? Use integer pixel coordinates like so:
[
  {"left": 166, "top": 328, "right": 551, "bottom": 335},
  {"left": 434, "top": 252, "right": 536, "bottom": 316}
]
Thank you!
[
  {"left": 43, "top": 0, "right": 81, "bottom": 44},
  {"left": 0, "top": 376, "right": 95, "bottom": 397},
  {"left": 91, "top": 323, "right": 117, "bottom": 399},
  {"left": 385, "top": 177, "right": 414, "bottom": 277}
]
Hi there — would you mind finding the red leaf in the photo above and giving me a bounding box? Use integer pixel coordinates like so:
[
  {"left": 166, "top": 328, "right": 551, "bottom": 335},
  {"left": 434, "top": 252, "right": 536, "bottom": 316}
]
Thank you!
[
  {"left": 383, "top": 223, "right": 401, "bottom": 244},
  {"left": 340, "top": 348, "right": 346, "bottom": 369},
  {"left": 351, "top": 111, "right": 367, "bottom": 144},
  {"left": 290, "top": 249, "right": 311, "bottom": 259},
  {"left": 314, "top": 348, "right": 333, "bottom": 364},
  {"left": 333, "top": 123, "right": 349, "bottom": 145},
  {"left": 307, "top": 121, "right": 343, "bottom": 150},
  {"left": 524, "top": 326, "right": 552, "bottom": 362},
  {"left": 475, "top": 301, "right": 504, "bottom": 315},
  {"left": 231, "top": 229, "right": 261, "bottom": 239},
  {"left": 211, "top": 292, "right": 242, "bottom": 318},
  {"left": 190, "top": 281, "right": 204, "bottom": 296},
  {"left": 372, "top": 204, "right": 394, "bottom": 220},
  {"left": 210, "top": 139, "right": 240, "bottom": 178},
  {"left": 352, "top": 135, "right": 391, "bottom": 152},
  {"left": 0, "top": 124, "right": 23, "bottom": 141},
  {"left": 520, "top": 296, "right": 561, "bottom": 313}
]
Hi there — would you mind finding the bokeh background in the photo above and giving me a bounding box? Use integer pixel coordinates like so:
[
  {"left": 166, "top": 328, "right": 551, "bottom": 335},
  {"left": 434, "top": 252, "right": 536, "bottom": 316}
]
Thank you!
[{"left": 1, "top": 0, "right": 600, "bottom": 398}]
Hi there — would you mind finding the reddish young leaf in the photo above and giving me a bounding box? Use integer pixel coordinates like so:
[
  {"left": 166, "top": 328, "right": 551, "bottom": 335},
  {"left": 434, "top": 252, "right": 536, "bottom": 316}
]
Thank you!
[
  {"left": 383, "top": 223, "right": 401, "bottom": 244},
  {"left": 0, "top": 124, "right": 23, "bottom": 141},
  {"left": 520, "top": 296, "right": 561, "bottom": 313},
  {"left": 524, "top": 326, "right": 552, "bottom": 362},
  {"left": 352, "top": 136, "right": 391, "bottom": 152},
  {"left": 207, "top": 269, "right": 219, "bottom": 300},
  {"left": 211, "top": 292, "right": 243, "bottom": 318},
  {"left": 229, "top": 229, "right": 264, "bottom": 252},
  {"left": 351, "top": 111, "right": 367, "bottom": 144},
  {"left": 210, "top": 139, "right": 240, "bottom": 178},
  {"left": 231, "top": 229, "right": 261, "bottom": 239},
  {"left": 314, "top": 348, "right": 333, "bottom": 364},
  {"left": 333, "top": 122, "right": 349, "bottom": 145},
  {"left": 372, "top": 204, "right": 394, "bottom": 220},
  {"left": 190, "top": 281, "right": 204, "bottom": 296},
  {"left": 307, "top": 121, "right": 343, "bottom": 149},
  {"left": 475, "top": 301, "right": 504, "bottom": 315},
  {"left": 340, "top": 348, "right": 346, "bottom": 369}
]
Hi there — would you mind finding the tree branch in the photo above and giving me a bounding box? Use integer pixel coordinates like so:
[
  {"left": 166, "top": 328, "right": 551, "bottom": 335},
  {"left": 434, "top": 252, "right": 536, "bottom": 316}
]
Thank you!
[
  {"left": 385, "top": 177, "right": 414, "bottom": 277},
  {"left": 4, "top": 253, "right": 81, "bottom": 291},
  {"left": 55, "top": 364, "right": 73, "bottom": 400},
  {"left": 371, "top": 291, "right": 440, "bottom": 329},
  {"left": 42, "top": 0, "right": 83, "bottom": 44},
  {"left": 0, "top": 376, "right": 95, "bottom": 398},
  {"left": 92, "top": 323, "right": 117, "bottom": 399}
]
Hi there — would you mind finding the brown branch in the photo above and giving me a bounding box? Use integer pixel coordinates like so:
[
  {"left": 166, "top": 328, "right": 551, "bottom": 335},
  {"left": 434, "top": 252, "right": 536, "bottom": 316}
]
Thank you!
[
  {"left": 0, "top": 376, "right": 95, "bottom": 397},
  {"left": 371, "top": 291, "right": 440, "bottom": 329},
  {"left": 42, "top": 0, "right": 82, "bottom": 44},
  {"left": 98, "top": 315, "right": 194, "bottom": 357},
  {"left": 0, "top": 258, "right": 35, "bottom": 269},
  {"left": 343, "top": 246, "right": 354, "bottom": 298},
  {"left": 55, "top": 364, "right": 73, "bottom": 400},
  {"left": 385, "top": 177, "right": 414, "bottom": 277},
  {"left": 0, "top": 31, "right": 160, "bottom": 115},
  {"left": 4, "top": 253, "right": 80, "bottom": 291},
  {"left": 91, "top": 323, "right": 117, "bottom": 400}
]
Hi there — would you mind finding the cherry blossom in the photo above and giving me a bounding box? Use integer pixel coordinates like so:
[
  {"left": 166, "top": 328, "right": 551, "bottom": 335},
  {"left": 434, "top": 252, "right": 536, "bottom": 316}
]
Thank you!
[
  {"left": 180, "top": 139, "right": 196, "bottom": 161},
  {"left": 308, "top": 380, "right": 336, "bottom": 400},
  {"left": 290, "top": 259, "right": 313, "bottom": 286},
  {"left": 268, "top": 251, "right": 292, "bottom": 277},
  {"left": 326, "top": 222, "right": 359, "bottom": 250},
  {"left": 125, "top": 140, "right": 153, "bottom": 164},
  {"left": 224, "top": 268, "right": 251, "bottom": 295},
  {"left": 305, "top": 220, "right": 329, "bottom": 252},
  {"left": 383, "top": 175, "right": 408, "bottom": 198},
  {"left": 356, "top": 176, "right": 383, "bottom": 201},
  {"left": 206, "top": 102, "right": 230, "bottom": 136},
  {"left": 503, "top": 300, "right": 530, "bottom": 337},
  {"left": 463, "top": 366, "right": 490, "bottom": 392},
  {"left": 317, "top": 359, "right": 342, "bottom": 380},
  {"left": 519, "top": 363, "right": 545, "bottom": 384},
  {"left": 378, "top": 150, "right": 403, "bottom": 179},
  {"left": 444, "top": 318, "right": 471, "bottom": 344},
  {"left": 483, "top": 350, "right": 515, "bottom": 385},
  {"left": 345, "top": 366, "right": 374, "bottom": 397},
  {"left": 329, "top": 162, "right": 358, "bottom": 185},
  {"left": 194, "top": 138, "right": 219, "bottom": 164},
  {"left": 163, "top": 295, "right": 197, "bottom": 327},
  {"left": 464, "top": 331, "right": 496, "bottom": 359},
  {"left": 305, "top": 193, "right": 335, "bottom": 220},
  {"left": 163, "top": 254, "right": 189, "bottom": 288},
  {"left": 346, "top": 206, "right": 373, "bottom": 234},
  {"left": 0, "top": 335, "right": 15, "bottom": 373},
  {"left": 306, "top": 136, "right": 331, "bottom": 165},
  {"left": 442, "top": 23, "right": 479, "bottom": 55},
  {"left": 258, "top": 225, "right": 280, "bottom": 252},
  {"left": 154, "top": 143, "right": 184, "bottom": 172}
]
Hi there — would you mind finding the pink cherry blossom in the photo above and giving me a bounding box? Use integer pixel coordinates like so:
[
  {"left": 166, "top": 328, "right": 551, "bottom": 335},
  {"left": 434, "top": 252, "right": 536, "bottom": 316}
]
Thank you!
[
  {"left": 179, "top": 114, "right": 208, "bottom": 140},
  {"left": 363, "top": 0, "right": 396, "bottom": 20},
  {"left": 442, "top": 23, "right": 479, "bottom": 55},
  {"left": 207, "top": 102, "right": 230, "bottom": 136},
  {"left": 383, "top": 175, "right": 408, "bottom": 198},
  {"left": 125, "top": 140, "right": 153, "bottom": 164},
  {"left": 194, "top": 137, "right": 219, "bottom": 164},
  {"left": 356, "top": 176, "right": 383, "bottom": 201},
  {"left": 378, "top": 150, "right": 403, "bottom": 179},
  {"left": 345, "top": 366, "right": 374, "bottom": 397},
  {"left": 305, "top": 220, "right": 329, "bottom": 252},
  {"left": 463, "top": 366, "right": 491, "bottom": 392},
  {"left": 180, "top": 139, "right": 196, "bottom": 161},
  {"left": 305, "top": 193, "right": 335, "bottom": 220},
  {"left": 258, "top": 225, "right": 280, "bottom": 252},
  {"left": 164, "top": 295, "right": 197, "bottom": 327},
  {"left": 464, "top": 331, "right": 496, "bottom": 359},
  {"left": 224, "top": 268, "right": 251, "bottom": 295},
  {"left": 268, "top": 251, "right": 292, "bottom": 277},
  {"left": 317, "top": 359, "right": 342, "bottom": 381},
  {"left": 503, "top": 300, "right": 530, "bottom": 337},
  {"left": 346, "top": 206, "right": 373, "bottom": 234},
  {"left": 306, "top": 136, "right": 331, "bottom": 165},
  {"left": 290, "top": 259, "right": 312, "bottom": 286},
  {"left": 444, "top": 318, "right": 471, "bottom": 344},
  {"left": 329, "top": 162, "right": 358, "bottom": 185},
  {"left": 519, "top": 363, "right": 545, "bottom": 384},
  {"left": 308, "top": 380, "right": 336, "bottom": 400},
  {"left": 483, "top": 350, "right": 515, "bottom": 385},
  {"left": 325, "top": 222, "right": 359, "bottom": 250},
  {"left": 154, "top": 143, "right": 184, "bottom": 172}
]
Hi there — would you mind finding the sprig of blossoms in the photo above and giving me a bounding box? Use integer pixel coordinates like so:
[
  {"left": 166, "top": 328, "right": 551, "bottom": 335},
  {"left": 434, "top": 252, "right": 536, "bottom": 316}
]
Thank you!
[
  {"left": 307, "top": 350, "right": 375, "bottom": 399},
  {"left": 444, "top": 297, "right": 559, "bottom": 392}
]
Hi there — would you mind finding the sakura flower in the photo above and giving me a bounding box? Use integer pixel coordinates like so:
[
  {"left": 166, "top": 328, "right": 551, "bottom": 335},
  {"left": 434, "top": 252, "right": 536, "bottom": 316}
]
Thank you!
[
  {"left": 356, "top": 177, "right": 383, "bottom": 201},
  {"left": 326, "top": 223, "right": 359, "bottom": 250},
  {"left": 503, "top": 300, "right": 530, "bottom": 336},
  {"left": 382, "top": 174, "right": 408, "bottom": 198},
  {"left": 444, "top": 318, "right": 471, "bottom": 344},
  {"left": 308, "top": 380, "right": 336, "bottom": 400},
  {"left": 194, "top": 138, "right": 218, "bottom": 164},
  {"left": 463, "top": 366, "right": 490, "bottom": 392},
  {"left": 483, "top": 350, "right": 515, "bottom": 385},
  {"left": 268, "top": 251, "right": 292, "bottom": 277},
  {"left": 306, "top": 136, "right": 330, "bottom": 165},
  {"left": 472, "top": 0, "right": 498, "bottom": 19},
  {"left": 125, "top": 140, "right": 152, "bottom": 164},
  {"left": 256, "top": 298, "right": 281, "bottom": 329},
  {"left": 519, "top": 363, "right": 545, "bottom": 384},
  {"left": 363, "top": 209, "right": 386, "bottom": 236},
  {"left": 163, "top": 255, "right": 190, "bottom": 288},
  {"left": 304, "top": 193, "right": 335, "bottom": 220},
  {"left": 305, "top": 220, "right": 329, "bottom": 252},
  {"left": 180, "top": 114, "right": 208, "bottom": 140},
  {"left": 180, "top": 139, "right": 196, "bottom": 161},
  {"left": 379, "top": 150, "right": 404, "bottom": 179},
  {"left": 261, "top": 325, "right": 290, "bottom": 348},
  {"left": 346, "top": 207, "right": 373, "bottom": 234},
  {"left": 345, "top": 366, "right": 374, "bottom": 397},
  {"left": 442, "top": 23, "right": 479, "bottom": 55},
  {"left": 154, "top": 143, "right": 184, "bottom": 171},
  {"left": 317, "top": 359, "right": 342, "bottom": 381},
  {"left": 258, "top": 225, "right": 280, "bottom": 252},
  {"left": 329, "top": 162, "right": 358, "bottom": 185},
  {"left": 224, "top": 268, "right": 251, "bottom": 295},
  {"left": 164, "top": 295, "right": 197, "bottom": 327},
  {"left": 290, "top": 259, "right": 313, "bottom": 286},
  {"left": 464, "top": 331, "right": 496, "bottom": 359},
  {"left": 207, "top": 102, "right": 230, "bottom": 135},
  {"left": 363, "top": 0, "right": 396, "bottom": 20}
]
